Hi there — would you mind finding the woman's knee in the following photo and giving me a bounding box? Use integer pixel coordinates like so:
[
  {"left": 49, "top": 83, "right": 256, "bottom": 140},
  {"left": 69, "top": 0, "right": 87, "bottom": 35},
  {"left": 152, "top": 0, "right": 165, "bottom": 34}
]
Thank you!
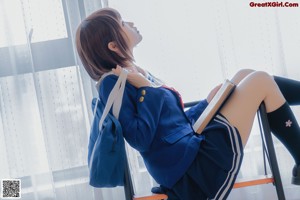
[
  {"left": 242, "top": 71, "right": 284, "bottom": 110},
  {"left": 249, "top": 71, "right": 275, "bottom": 87},
  {"left": 232, "top": 70, "right": 275, "bottom": 92}
]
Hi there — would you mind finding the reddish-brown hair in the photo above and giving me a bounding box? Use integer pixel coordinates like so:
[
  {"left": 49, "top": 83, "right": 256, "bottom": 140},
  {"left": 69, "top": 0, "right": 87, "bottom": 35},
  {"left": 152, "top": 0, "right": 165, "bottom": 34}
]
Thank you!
[{"left": 76, "top": 8, "right": 133, "bottom": 81}]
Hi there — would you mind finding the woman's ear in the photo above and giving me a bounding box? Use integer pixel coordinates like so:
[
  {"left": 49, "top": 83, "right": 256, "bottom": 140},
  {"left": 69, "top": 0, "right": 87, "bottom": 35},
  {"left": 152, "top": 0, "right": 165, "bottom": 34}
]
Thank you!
[{"left": 108, "top": 41, "right": 119, "bottom": 53}]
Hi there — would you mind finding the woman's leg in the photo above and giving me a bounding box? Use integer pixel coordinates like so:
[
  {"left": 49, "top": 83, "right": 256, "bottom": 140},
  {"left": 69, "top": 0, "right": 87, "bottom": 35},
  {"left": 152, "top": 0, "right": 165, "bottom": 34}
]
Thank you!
[
  {"left": 230, "top": 69, "right": 255, "bottom": 85},
  {"left": 232, "top": 69, "right": 300, "bottom": 105},
  {"left": 274, "top": 76, "right": 300, "bottom": 106},
  {"left": 228, "top": 69, "right": 300, "bottom": 106},
  {"left": 220, "top": 71, "right": 300, "bottom": 184},
  {"left": 220, "top": 71, "right": 285, "bottom": 147},
  {"left": 225, "top": 70, "right": 300, "bottom": 151}
]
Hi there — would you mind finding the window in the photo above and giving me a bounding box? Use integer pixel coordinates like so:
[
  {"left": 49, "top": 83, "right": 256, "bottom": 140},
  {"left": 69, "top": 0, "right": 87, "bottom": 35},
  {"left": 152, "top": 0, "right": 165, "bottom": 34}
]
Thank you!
[
  {"left": 108, "top": 0, "right": 300, "bottom": 199},
  {"left": 0, "top": 0, "right": 115, "bottom": 199}
]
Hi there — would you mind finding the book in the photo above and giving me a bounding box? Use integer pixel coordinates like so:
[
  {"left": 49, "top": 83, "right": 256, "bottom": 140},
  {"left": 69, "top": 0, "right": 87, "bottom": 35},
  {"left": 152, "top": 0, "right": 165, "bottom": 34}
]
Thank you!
[{"left": 193, "top": 79, "right": 236, "bottom": 134}]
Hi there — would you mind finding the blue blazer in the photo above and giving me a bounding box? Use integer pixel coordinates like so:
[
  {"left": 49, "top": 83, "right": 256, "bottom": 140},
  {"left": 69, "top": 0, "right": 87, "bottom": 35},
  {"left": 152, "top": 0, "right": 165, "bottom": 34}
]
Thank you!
[{"left": 99, "top": 75, "right": 208, "bottom": 188}]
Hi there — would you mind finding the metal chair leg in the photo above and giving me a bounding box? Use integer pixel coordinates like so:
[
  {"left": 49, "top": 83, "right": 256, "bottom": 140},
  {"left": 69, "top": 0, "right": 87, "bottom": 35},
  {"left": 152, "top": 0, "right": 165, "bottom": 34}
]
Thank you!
[
  {"left": 124, "top": 153, "right": 135, "bottom": 200},
  {"left": 258, "top": 103, "right": 286, "bottom": 200}
]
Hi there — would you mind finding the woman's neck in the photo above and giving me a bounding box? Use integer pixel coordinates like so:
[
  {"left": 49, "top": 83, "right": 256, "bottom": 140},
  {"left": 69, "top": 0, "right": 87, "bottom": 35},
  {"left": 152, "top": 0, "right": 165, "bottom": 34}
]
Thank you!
[
  {"left": 122, "top": 63, "right": 148, "bottom": 77},
  {"left": 123, "top": 62, "right": 138, "bottom": 72}
]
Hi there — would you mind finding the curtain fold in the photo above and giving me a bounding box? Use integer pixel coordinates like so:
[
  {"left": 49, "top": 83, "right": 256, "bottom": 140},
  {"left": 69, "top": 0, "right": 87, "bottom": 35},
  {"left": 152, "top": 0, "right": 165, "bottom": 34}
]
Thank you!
[{"left": 0, "top": 0, "right": 123, "bottom": 199}]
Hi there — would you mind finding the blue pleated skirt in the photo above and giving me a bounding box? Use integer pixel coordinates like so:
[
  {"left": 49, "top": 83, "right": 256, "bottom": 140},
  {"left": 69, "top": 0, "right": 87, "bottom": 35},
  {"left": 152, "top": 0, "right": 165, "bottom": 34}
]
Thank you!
[{"left": 164, "top": 114, "right": 244, "bottom": 200}]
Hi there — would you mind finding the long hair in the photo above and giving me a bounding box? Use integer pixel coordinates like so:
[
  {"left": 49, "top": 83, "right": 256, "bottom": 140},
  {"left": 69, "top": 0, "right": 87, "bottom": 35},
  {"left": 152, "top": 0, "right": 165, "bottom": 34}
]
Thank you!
[{"left": 76, "top": 8, "right": 133, "bottom": 81}]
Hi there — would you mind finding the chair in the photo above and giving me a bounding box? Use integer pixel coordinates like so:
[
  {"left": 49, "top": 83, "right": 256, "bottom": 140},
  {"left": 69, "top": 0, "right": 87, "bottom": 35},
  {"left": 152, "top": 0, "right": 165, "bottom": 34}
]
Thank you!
[{"left": 124, "top": 102, "right": 286, "bottom": 200}]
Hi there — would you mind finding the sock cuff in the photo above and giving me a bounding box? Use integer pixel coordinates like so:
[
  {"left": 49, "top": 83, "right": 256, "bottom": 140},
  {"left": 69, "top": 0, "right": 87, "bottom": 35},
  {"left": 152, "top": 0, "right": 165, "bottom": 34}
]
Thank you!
[{"left": 267, "top": 102, "right": 289, "bottom": 115}]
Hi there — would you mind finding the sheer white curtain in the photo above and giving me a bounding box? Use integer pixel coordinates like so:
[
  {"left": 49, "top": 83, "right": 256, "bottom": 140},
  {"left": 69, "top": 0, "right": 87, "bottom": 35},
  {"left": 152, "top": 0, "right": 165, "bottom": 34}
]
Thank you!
[
  {"left": 108, "top": 0, "right": 300, "bottom": 199},
  {"left": 0, "top": 0, "right": 127, "bottom": 200}
]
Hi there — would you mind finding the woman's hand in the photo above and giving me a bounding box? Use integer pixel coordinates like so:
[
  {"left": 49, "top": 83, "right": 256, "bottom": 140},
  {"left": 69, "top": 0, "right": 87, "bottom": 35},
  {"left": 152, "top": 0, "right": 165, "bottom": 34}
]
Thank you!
[
  {"left": 112, "top": 65, "right": 151, "bottom": 88},
  {"left": 206, "top": 84, "right": 222, "bottom": 103}
]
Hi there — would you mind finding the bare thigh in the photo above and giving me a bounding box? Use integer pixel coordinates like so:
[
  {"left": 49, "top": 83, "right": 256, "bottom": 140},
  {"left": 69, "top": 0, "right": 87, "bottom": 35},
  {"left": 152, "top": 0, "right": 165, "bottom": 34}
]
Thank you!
[
  {"left": 230, "top": 69, "right": 255, "bottom": 84},
  {"left": 220, "top": 71, "right": 285, "bottom": 147}
]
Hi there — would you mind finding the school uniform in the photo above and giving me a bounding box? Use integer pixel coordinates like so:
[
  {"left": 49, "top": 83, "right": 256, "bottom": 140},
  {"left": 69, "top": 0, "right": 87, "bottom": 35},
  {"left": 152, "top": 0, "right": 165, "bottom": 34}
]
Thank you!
[{"left": 99, "top": 74, "right": 244, "bottom": 200}]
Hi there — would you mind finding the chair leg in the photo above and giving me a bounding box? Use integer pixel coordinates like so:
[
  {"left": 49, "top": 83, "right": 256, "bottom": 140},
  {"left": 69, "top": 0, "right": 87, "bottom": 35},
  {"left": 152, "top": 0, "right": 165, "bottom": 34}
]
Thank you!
[
  {"left": 258, "top": 103, "right": 286, "bottom": 200},
  {"left": 124, "top": 153, "right": 135, "bottom": 200},
  {"left": 258, "top": 114, "right": 269, "bottom": 176}
]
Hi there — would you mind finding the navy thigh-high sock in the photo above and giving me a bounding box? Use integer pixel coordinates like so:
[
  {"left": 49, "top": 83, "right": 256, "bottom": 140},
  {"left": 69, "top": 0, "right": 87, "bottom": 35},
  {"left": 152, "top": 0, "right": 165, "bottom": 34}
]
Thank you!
[
  {"left": 267, "top": 102, "right": 300, "bottom": 165},
  {"left": 274, "top": 76, "right": 300, "bottom": 106}
]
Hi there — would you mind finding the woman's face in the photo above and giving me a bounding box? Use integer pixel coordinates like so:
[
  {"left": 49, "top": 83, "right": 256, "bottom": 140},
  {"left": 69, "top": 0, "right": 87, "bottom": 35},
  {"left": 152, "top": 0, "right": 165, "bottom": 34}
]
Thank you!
[{"left": 120, "top": 19, "right": 142, "bottom": 50}]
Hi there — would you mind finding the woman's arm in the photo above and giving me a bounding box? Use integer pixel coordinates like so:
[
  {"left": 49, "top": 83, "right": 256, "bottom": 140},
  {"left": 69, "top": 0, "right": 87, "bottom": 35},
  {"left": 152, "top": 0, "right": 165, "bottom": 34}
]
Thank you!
[
  {"left": 185, "top": 84, "right": 222, "bottom": 125},
  {"left": 100, "top": 75, "right": 165, "bottom": 152}
]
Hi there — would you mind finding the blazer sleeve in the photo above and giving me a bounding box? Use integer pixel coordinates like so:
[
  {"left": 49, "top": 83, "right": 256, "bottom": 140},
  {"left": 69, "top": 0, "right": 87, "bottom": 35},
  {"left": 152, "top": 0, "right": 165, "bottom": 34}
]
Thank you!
[
  {"left": 99, "top": 75, "right": 165, "bottom": 152},
  {"left": 185, "top": 99, "right": 208, "bottom": 125}
]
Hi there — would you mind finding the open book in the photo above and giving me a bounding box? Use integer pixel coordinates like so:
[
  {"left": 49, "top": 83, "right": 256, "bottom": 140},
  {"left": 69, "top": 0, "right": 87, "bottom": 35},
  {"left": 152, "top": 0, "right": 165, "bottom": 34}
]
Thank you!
[{"left": 193, "top": 79, "right": 236, "bottom": 134}]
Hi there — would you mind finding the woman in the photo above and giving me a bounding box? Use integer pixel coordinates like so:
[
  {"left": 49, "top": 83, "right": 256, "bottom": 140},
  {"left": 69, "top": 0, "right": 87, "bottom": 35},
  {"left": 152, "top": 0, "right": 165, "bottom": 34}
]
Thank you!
[{"left": 76, "top": 8, "right": 300, "bottom": 199}]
